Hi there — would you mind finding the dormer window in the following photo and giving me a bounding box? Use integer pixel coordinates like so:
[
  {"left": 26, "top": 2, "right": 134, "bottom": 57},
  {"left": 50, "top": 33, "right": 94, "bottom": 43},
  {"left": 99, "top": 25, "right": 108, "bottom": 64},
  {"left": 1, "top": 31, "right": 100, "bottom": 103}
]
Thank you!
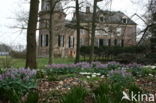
[
  {"left": 122, "top": 16, "right": 128, "bottom": 24},
  {"left": 99, "top": 14, "right": 104, "bottom": 22},
  {"left": 122, "top": 18, "right": 127, "bottom": 23},
  {"left": 99, "top": 16, "right": 104, "bottom": 22}
]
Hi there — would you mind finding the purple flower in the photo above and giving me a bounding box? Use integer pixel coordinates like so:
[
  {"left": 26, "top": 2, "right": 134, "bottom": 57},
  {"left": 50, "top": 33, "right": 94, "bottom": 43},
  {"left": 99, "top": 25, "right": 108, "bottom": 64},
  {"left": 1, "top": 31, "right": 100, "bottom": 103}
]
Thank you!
[
  {"left": 126, "top": 63, "right": 143, "bottom": 69},
  {"left": 0, "top": 68, "right": 36, "bottom": 81}
]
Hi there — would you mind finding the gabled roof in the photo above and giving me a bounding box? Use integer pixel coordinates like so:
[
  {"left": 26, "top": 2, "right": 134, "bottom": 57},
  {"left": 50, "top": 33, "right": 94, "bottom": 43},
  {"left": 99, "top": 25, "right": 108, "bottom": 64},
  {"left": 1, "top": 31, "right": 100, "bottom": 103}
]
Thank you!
[{"left": 72, "top": 10, "right": 137, "bottom": 25}]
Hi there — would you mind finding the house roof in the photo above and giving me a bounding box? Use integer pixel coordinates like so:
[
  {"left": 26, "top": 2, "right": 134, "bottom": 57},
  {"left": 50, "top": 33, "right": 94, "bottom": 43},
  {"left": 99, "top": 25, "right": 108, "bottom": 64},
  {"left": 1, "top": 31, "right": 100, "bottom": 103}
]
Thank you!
[{"left": 71, "top": 10, "right": 137, "bottom": 25}]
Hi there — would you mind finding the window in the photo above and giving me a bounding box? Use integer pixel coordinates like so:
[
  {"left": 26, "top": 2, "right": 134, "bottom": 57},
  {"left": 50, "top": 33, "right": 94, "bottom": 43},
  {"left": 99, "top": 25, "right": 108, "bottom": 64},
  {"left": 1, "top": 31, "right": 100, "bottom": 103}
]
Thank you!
[
  {"left": 104, "top": 27, "right": 109, "bottom": 35},
  {"left": 42, "top": 0, "right": 50, "bottom": 11},
  {"left": 113, "top": 39, "right": 123, "bottom": 46},
  {"left": 73, "top": 37, "right": 75, "bottom": 48},
  {"left": 117, "top": 39, "right": 122, "bottom": 46},
  {"left": 80, "top": 38, "right": 84, "bottom": 46},
  {"left": 58, "top": 35, "right": 64, "bottom": 47},
  {"left": 58, "top": 35, "right": 61, "bottom": 47},
  {"left": 103, "top": 39, "right": 108, "bottom": 46},
  {"left": 99, "top": 39, "right": 103, "bottom": 47},
  {"left": 116, "top": 28, "right": 122, "bottom": 36},
  {"left": 122, "top": 18, "right": 127, "bottom": 24},
  {"left": 40, "top": 34, "right": 48, "bottom": 47},
  {"left": 46, "top": 3, "right": 50, "bottom": 11},
  {"left": 95, "top": 29, "right": 109, "bottom": 35},
  {"left": 80, "top": 29, "right": 85, "bottom": 34},
  {"left": 99, "top": 16, "right": 104, "bottom": 22},
  {"left": 68, "top": 36, "right": 71, "bottom": 48},
  {"left": 68, "top": 36, "right": 74, "bottom": 48},
  {"left": 61, "top": 35, "right": 64, "bottom": 47},
  {"left": 108, "top": 39, "right": 111, "bottom": 46},
  {"left": 45, "top": 35, "right": 48, "bottom": 46},
  {"left": 114, "top": 39, "right": 117, "bottom": 46},
  {"left": 40, "top": 35, "right": 43, "bottom": 47},
  {"left": 121, "top": 39, "right": 124, "bottom": 47},
  {"left": 99, "top": 39, "right": 108, "bottom": 47}
]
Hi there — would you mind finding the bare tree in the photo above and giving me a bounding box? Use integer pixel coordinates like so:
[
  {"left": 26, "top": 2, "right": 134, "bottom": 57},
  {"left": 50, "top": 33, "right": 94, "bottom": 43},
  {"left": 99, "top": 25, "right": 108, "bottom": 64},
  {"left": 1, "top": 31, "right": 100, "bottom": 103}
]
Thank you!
[
  {"left": 48, "top": 0, "right": 55, "bottom": 64},
  {"left": 89, "top": 0, "right": 98, "bottom": 63},
  {"left": 26, "top": 0, "right": 39, "bottom": 68},
  {"left": 149, "top": 0, "right": 156, "bottom": 55},
  {"left": 75, "top": 0, "right": 81, "bottom": 63}
]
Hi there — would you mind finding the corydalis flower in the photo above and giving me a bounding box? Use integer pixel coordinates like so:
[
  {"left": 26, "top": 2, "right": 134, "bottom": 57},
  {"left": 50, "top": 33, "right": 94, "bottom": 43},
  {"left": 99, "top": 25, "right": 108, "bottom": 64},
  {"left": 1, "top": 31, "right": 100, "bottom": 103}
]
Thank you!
[
  {"left": 126, "top": 63, "right": 142, "bottom": 69},
  {"left": 0, "top": 68, "right": 36, "bottom": 81},
  {"left": 107, "top": 61, "right": 120, "bottom": 66}
]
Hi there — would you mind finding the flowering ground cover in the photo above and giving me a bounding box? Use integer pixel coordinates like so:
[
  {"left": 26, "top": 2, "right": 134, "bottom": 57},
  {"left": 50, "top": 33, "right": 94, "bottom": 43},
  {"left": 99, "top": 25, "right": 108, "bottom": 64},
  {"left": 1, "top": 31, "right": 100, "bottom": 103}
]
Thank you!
[{"left": 0, "top": 62, "right": 156, "bottom": 103}]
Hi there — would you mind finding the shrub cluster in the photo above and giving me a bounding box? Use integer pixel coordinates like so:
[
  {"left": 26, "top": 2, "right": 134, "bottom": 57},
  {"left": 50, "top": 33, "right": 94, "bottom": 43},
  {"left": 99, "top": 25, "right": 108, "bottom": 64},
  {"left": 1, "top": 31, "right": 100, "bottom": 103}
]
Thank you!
[
  {"left": 80, "top": 46, "right": 147, "bottom": 63},
  {"left": 10, "top": 50, "right": 26, "bottom": 59}
]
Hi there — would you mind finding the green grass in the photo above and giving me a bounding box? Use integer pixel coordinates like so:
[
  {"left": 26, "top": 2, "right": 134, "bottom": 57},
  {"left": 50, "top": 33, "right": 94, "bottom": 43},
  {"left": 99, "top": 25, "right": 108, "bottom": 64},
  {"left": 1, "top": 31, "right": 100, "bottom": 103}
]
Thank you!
[{"left": 0, "top": 56, "right": 74, "bottom": 69}]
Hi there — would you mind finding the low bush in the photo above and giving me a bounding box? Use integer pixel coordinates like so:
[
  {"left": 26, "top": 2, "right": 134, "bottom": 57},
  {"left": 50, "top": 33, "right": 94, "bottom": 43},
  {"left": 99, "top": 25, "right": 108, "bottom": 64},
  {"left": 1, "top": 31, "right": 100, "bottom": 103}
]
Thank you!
[
  {"left": 116, "top": 53, "right": 137, "bottom": 63},
  {"left": 80, "top": 46, "right": 147, "bottom": 63},
  {"left": 10, "top": 50, "right": 26, "bottom": 59}
]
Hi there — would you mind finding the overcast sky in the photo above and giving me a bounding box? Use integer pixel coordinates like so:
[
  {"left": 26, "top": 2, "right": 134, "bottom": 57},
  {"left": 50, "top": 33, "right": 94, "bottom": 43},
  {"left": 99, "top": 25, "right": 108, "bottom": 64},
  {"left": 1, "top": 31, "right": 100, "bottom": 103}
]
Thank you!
[{"left": 0, "top": 0, "right": 148, "bottom": 46}]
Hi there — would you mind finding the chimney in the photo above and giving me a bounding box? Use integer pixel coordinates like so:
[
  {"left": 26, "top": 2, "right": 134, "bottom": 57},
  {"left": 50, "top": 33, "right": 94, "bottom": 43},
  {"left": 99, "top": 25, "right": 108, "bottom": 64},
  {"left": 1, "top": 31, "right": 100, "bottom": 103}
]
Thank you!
[{"left": 86, "top": 6, "right": 90, "bottom": 13}]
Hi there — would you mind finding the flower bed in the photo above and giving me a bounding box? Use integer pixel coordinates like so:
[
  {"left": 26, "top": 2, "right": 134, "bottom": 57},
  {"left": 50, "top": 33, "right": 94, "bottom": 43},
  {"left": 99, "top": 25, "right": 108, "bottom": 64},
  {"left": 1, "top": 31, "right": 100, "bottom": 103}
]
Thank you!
[
  {"left": 0, "top": 68, "right": 37, "bottom": 103},
  {"left": 0, "top": 62, "right": 155, "bottom": 103}
]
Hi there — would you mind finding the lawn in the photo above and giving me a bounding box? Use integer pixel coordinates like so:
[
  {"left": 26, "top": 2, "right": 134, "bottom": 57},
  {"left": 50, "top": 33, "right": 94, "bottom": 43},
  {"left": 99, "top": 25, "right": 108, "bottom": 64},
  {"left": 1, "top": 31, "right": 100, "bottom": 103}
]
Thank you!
[{"left": 0, "top": 56, "right": 74, "bottom": 68}]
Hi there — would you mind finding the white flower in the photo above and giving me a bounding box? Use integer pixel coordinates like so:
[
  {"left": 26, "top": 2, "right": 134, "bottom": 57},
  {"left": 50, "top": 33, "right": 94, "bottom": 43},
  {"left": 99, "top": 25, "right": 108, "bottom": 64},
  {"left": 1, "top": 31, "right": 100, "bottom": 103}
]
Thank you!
[
  {"left": 93, "top": 73, "right": 97, "bottom": 75},
  {"left": 87, "top": 76, "right": 90, "bottom": 78},
  {"left": 144, "top": 65, "right": 156, "bottom": 69},
  {"left": 92, "top": 74, "right": 96, "bottom": 77},
  {"left": 79, "top": 72, "right": 91, "bottom": 75},
  {"left": 101, "top": 75, "right": 105, "bottom": 78},
  {"left": 149, "top": 74, "right": 153, "bottom": 77},
  {"left": 96, "top": 73, "right": 101, "bottom": 76},
  {"left": 151, "top": 66, "right": 156, "bottom": 69}
]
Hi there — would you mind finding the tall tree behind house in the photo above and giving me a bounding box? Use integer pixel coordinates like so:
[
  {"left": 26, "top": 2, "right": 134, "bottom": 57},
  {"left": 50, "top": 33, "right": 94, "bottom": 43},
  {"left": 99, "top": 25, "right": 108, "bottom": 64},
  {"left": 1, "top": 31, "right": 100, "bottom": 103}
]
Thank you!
[{"left": 26, "top": 0, "right": 39, "bottom": 68}]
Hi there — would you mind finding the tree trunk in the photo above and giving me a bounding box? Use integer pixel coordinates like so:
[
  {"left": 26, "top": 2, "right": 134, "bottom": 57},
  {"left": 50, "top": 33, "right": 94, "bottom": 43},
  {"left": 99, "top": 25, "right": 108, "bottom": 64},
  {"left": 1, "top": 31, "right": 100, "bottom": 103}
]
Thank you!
[
  {"left": 48, "top": 0, "right": 54, "bottom": 64},
  {"left": 89, "top": 0, "right": 97, "bottom": 63},
  {"left": 150, "top": 0, "right": 156, "bottom": 61},
  {"left": 75, "top": 0, "right": 80, "bottom": 63},
  {"left": 26, "top": 0, "right": 39, "bottom": 69},
  {"left": 151, "top": 3, "right": 156, "bottom": 53}
]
